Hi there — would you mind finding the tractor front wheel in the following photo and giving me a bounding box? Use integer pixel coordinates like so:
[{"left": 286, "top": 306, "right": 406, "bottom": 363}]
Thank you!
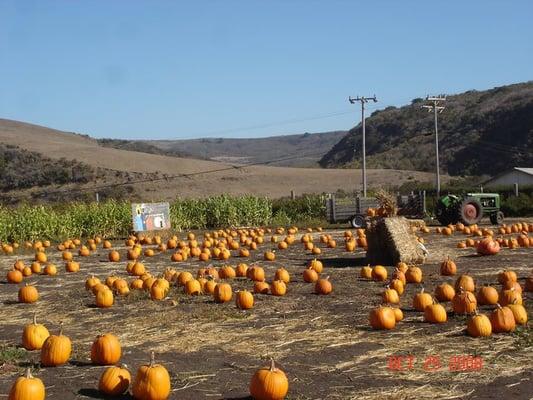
[{"left": 490, "top": 211, "right": 504, "bottom": 225}]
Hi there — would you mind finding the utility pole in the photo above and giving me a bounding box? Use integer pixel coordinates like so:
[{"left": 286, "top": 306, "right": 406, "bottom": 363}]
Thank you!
[
  {"left": 349, "top": 95, "right": 377, "bottom": 197},
  {"left": 421, "top": 95, "right": 446, "bottom": 198}
]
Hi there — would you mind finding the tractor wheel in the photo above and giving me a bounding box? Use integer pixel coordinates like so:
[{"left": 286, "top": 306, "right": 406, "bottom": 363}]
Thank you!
[
  {"left": 350, "top": 214, "right": 367, "bottom": 229},
  {"left": 490, "top": 211, "right": 504, "bottom": 225},
  {"left": 458, "top": 198, "right": 483, "bottom": 225},
  {"left": 435, "top": 201, "right": 456, "bottom": 226}
]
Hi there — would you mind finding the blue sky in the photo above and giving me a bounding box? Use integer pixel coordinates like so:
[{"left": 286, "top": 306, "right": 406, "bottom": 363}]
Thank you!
[{"left": 1, "top": 1, "right": 532, "bottom": 140}]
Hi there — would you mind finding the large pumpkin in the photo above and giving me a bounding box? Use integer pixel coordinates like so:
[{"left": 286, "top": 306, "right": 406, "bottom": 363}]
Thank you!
[
  {"left": 91, "top": 333, "right": 122, "bottom": 365},
  {"left": 132, "top": 352, "right": 171, "bottom": 400},
  {"left": 424, "top": 303, "right": 447, "bottom": 323},
  {"left": 99, "top": 365, "right": 131, "bottom": 396},
  {"left": 8, "top": 368, "right": 45, "bottom": 400},
  {"left": 249, "top": 359, "right": 289, "bottom": 400},
  {"left": 41, "top": 324, "right": 72, "bottom": 367},
  {"left": 476, "top": 238, "right": 500, "bottom": 255},
  {"left": 476, "top": 285, "right": 499, "bottom": 305}
]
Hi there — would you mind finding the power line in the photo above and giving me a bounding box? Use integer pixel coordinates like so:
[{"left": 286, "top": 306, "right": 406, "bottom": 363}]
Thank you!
[{"left": 170, "top": 109, "right": 355, "bottom": 139}]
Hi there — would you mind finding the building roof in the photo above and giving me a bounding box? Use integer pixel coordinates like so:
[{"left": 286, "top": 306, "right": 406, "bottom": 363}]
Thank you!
[
  {"left": 514, "top": 167, "right": 533, "bottom": 175},
  {"left": 484, "top": 167, "right": 533, "bottom": 184}
]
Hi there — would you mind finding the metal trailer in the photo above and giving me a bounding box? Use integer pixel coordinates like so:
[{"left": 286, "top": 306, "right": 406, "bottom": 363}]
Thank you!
[{"left": 325, "top": 191, "right": 427, "bottom": 228}]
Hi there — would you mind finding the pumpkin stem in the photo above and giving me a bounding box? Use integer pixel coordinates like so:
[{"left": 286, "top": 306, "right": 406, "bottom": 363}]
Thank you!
[
  {"left": 33, "top": 313, "right": 37, "bottom": 325},
  {"left": 58, "top": 321, "right": 64, "bottom": 336},
  {"left": 269, "top": 358, "right": 276, "bottom": 372},
  {"left": 150, "top": 351, "right": 155, "bottom": 367},
  {"left": 25, "top": 367, "right": 33, "bottom": 379}
]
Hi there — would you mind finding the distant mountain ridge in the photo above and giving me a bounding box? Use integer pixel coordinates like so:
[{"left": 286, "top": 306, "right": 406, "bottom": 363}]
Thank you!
[
  {"left": 319, "top": 82, "right": 533, "bottom": 176},
  {"left": 98, "top": 130, "right": 347, "bottom": 167}
]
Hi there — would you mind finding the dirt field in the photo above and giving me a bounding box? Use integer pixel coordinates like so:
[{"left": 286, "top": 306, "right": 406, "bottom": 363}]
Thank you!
[{"left": 1, "top": 222, "right": 532, "bottom": 399}]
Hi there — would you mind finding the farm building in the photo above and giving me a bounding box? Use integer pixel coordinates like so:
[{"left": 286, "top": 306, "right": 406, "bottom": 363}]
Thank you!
[{"left": 483, "top": 167, "right": 533, "bottom": 187}]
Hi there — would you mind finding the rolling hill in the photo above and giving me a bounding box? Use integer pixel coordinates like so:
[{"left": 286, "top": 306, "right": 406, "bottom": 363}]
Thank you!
[
  {"left": 0, "top": 119, "right": 438, "bottom": 202},
  {"left": 320, "top": 82, "right": 533, "bottom": 176}
]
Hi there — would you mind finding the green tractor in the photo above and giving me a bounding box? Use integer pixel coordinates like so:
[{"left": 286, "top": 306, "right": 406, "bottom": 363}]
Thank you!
[{"left": 435, "top": 193, "right": 504, "bottom": 226}]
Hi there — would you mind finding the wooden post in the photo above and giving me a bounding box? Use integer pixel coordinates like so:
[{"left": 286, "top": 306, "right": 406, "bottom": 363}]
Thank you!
[
  {"left": 514, "top": 183, "right": 519, "bottom": 196},
  {"left": 290, "top": 190, "right": 295, "bottom": 200}
]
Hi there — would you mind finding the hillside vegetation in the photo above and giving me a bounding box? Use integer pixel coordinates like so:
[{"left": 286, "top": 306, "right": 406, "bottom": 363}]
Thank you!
[{"left": 320, "top": 82, "right": 533, "bottom": 176}]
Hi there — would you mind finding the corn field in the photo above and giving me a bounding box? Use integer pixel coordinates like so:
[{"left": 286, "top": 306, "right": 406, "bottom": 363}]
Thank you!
[{"left": 0, "top": 195, "right": 272, "bottom": 242}]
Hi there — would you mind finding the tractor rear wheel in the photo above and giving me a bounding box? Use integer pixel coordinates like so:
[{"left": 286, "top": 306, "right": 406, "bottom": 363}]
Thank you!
[
  {"left": 490, "top": 211, "right": 504, "bottom": 225},
  {"left": 458, "top": 198, "right": 483, "bottom": 225},
  {"left": 350, "top": 214, "right": 366, "bottom": 229}
]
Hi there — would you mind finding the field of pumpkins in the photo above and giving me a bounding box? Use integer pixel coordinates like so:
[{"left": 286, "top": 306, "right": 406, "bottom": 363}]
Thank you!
[{"left": 1, "top": 220, "right": 532, "bottom": 399}]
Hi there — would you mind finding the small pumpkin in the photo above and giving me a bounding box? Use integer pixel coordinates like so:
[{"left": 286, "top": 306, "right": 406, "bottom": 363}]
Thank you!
[
  {"left": 91, "top": 333, "right": 121, "bottom": 365},
  {"left": 392, "top": 268, "right": 406, "bottom": 285},
  {"left": 96, "top": 288, "right": 114, "bottom": 308},
  {"left": 236, "top": 290, "right": 254, "bottom": 310},
  {"left": 389, "top": 278, "right": 404, "bottom": 295},
  {"left": 254, "top": 281, "right": 270, "bottom": 294},
  {"left": 7, "top": 269, "right": 23, "bottom": 284},
  {"left": 413, "top": 288, "right": 433, "bottom": 311},
  {"left": 22, "top": 314, "right": 50, "bottom": 350},
  {"left": 392, "top": 307, "right": 404, "bottom": 322},
  {"left": 308, "top": 259, "right": 323, "bottom": 273},
  {"left": 315, "top": 276, "right": 332, "bottom": 295},
  {"left": 476, "top": 285, "right": 499, "bottom": 305},
  {"left": 214, "top": 283, "right": 233, "bottom": 303},
  {"left": 499, "top": 287, "right": 522, "bottom": 306},
  {"left": 18, "top": 284, "right": 39, "bottom": 303},
  {"left": 434, "top": 283, "right": 455, "bottom": 302},
  {"left": 371, "top": 265, "right": 388, "bottom": 281},
  {"left": 424, "top": 302, "right": 447, "bottom": 323},
  {"left": 274, "top": 268, "right": 290, "bottom": 284},
  {"left": 452, "top": 288, "right": 477, "bottom": 314},
  {"left": 249, "top": 359, "right": 289, "bottom": 400},
  {"left": 466, "top": 312, "right": 492, "bottom": 337},
  {"left": 132, "top": 352, "right": 171, "bottom": 400},
  {"left": 249, "top": 266, "right": 266, "bottom": 282},
  {"left": 40, "top": 324, "right": 72, "bottom": 367},
  {"left": 440, "top": 257, "right": 457, "bottom": 276},
  {"left": 360, "top": 265, "right": 372, "bottom": 279},
  {"left": 489, "top": 304, "right": 516, "bottom": 333},
  {"left": 507, "top": 302, "right": 528, "bottom": 325},
  {"left": 497, "top": 270, "right": 517, "bottom": 284},
  {"left": 405, "top": 266, "right": 423, "bottom": 283},
  {"left": 8, "top": 368, "right": 45, "bottom": 400},
  {"left": 454, "top": 274, "right": 475, "bottom": 292},
  {"left": 369, "top": 306, "right": 396, "bottom": 330},
  {"left": 303, "top": 267, "right": 319, "bottom": 283},
  {"left": 99, "top": 364, "right": 131, "bottom": 396},
  {"left": 185, "top": 279, "right": 202, "bottom": 295},
  {"left": 382, "top": 286, "right": 399, "bottom": 304},
  {"left": 271, "top": 280, "right": 287, "bottom": 296}
]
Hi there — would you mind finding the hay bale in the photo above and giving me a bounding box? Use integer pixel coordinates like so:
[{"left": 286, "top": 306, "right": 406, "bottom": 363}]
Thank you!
[{"left": 366, "top": 216, "right": 426, "bottom": 265}]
